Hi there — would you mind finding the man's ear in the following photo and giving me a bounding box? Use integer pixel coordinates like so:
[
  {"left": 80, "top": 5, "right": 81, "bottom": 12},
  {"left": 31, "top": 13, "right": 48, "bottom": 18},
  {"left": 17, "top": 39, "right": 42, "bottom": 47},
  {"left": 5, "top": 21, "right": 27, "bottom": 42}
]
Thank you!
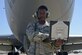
[{"left": 32, "top": 12, "right": 38, "bottom": 18}]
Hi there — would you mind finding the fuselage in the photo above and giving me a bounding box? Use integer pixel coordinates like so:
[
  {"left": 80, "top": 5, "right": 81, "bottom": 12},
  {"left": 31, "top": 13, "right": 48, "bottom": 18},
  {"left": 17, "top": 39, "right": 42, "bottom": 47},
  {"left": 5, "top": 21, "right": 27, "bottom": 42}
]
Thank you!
[{"left": 5, "top": 0, "right": 74, "bottom": 42}]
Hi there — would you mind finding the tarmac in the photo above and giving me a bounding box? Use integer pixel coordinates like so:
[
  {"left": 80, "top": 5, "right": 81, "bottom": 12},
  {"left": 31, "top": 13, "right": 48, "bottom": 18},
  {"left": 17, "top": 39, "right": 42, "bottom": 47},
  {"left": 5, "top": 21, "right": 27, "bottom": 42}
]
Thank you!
[{"left": 0, "top": 53, "right": 82, "bottom": 55}]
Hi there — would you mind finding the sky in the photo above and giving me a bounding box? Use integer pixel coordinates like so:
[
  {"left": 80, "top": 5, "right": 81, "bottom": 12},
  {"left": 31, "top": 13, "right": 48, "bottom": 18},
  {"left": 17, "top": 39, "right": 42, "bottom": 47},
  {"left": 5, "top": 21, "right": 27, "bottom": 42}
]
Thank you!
[{"left": 0, "top": 0, "right": 82, "bottom": 35}]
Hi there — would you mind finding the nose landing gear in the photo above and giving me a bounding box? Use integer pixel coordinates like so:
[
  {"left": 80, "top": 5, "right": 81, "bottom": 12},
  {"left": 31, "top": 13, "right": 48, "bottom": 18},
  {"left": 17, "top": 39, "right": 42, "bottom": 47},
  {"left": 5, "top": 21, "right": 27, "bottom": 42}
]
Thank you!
[
  {"left": 56, "top": 52, "right": 68, "bottom": 55},
  {"left": 8, "top": 52, "right": 19, "bottom": 55}
]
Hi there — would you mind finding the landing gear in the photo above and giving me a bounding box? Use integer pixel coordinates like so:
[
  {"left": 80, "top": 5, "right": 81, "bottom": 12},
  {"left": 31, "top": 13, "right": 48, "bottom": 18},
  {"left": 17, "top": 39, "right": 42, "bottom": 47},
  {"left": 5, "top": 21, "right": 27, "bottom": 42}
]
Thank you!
[
  {"left": 8, "top": 52, "right": 19, "bottom": 55},
  {"left": 56, "top": 52, "right": 68, "bottom": 55}
]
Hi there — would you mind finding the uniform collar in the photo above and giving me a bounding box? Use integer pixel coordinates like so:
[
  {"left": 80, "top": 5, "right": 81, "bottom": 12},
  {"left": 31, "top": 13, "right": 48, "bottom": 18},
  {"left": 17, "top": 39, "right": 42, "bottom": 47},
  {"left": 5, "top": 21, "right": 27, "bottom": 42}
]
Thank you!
[{"left": 37, "top": 21, "right": 49, "bottom": 27}]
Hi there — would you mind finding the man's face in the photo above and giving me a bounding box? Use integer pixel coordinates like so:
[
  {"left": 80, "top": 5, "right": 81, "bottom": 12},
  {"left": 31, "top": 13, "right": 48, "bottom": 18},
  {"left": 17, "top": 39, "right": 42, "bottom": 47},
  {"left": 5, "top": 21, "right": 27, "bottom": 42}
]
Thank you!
[{"left": 38, "top": 9, "right": 47, "bottom": 21}]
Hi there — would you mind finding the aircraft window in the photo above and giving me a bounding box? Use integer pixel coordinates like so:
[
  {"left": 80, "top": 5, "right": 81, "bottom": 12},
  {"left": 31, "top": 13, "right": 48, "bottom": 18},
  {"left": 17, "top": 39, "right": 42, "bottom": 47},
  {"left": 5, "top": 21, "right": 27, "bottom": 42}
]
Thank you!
[
  {"left": 8, "top": 0, "right": 15, "bottom": 9},
  {"left": 8, "top": 1, "right": 12, "bottom": 9},
  {"left": 11, "top": 0, "right": 16, "bottom": 4},
  {"left": 8, "top": 0, "right": 16, "bottom": 4}
]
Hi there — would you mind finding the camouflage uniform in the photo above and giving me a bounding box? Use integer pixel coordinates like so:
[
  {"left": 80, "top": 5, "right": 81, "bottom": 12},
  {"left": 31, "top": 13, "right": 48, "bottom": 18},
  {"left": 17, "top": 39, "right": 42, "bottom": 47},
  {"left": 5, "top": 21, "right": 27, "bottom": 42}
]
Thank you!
[{"left": 26, "top": 21, "right": 54, "bottom": 55}]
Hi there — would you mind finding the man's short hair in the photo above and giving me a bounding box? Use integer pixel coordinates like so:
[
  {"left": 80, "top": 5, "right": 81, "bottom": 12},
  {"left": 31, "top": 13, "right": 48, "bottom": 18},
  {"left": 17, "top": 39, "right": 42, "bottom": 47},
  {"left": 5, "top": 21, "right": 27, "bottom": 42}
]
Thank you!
[{"left": 38, "top": 5, "right": 48, "bottom": 11}]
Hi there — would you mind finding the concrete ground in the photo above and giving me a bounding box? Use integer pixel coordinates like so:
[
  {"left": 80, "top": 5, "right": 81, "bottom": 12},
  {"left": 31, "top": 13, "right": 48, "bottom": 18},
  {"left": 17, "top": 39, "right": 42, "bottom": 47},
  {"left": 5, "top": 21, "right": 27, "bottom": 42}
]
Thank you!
[{"left": 0, "top": 53, "right": 82, "bottom": 55}]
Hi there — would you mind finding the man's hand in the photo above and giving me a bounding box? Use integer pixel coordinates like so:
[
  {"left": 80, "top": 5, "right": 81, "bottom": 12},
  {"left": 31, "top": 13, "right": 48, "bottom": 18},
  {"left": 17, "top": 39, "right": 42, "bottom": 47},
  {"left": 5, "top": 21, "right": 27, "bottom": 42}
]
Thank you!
[
  {"left": 33, "top": 32, "right": 49, "bottom": 42},
  {"left": 33, "top": 32, "right": 43, "bottom": 42},
  {"left": 33, "top": 36, "right": 41, "bottom": 42}
]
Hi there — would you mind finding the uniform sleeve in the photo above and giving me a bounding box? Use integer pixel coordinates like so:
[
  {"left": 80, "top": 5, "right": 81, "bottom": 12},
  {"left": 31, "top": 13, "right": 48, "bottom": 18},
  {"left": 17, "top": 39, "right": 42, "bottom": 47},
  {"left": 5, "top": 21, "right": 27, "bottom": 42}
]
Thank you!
[
  {"left": 32, "top": 32, "right": 49, "bottom": 42},
  {"left": 40, "top": 26, "right": 50, "bottom": 40},
  {"left": 26, "top": 23, "right": 36, "bottom": 41},
  {"left": 40, "top": 33, "right": 49, "bottom": 40}
]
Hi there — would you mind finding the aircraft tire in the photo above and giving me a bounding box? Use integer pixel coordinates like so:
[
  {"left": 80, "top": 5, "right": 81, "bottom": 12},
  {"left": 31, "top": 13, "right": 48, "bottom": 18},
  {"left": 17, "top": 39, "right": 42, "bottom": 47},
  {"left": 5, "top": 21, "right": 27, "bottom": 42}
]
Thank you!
[
  {"left": 56, "top": 52, "right": 68, "bottom": 55},
  {"left": 8, "top": 52, "right": 19, "bottom": 55}
]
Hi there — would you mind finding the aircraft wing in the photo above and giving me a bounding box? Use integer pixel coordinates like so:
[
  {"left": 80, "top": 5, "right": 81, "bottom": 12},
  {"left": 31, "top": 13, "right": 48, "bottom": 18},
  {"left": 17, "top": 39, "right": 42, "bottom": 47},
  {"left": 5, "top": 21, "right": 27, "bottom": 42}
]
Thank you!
[
  {"left": 0, "top": 35, "right": 82, "bottom": 52},
  {"left": 0, "top": 35, "right": 23, "bottom": 52},
  {"left": 62, "top": 36, "right": 82, "bottom": 52},
  {"left": 62, "top": 43, "right": 82, "bottom": 52},
  {"left": 68, "top": 36, "right": 82, "bottom": 43}
]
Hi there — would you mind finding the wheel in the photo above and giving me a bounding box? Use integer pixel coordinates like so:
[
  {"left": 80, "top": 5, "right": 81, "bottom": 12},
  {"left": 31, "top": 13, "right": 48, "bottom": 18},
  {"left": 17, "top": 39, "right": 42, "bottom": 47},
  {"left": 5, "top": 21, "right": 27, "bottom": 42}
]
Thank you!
[
  {"left": 56, "top": 52, "right": 68, "bottom": 55},
  {"left": 8, "top": 52, "right": 19, "bottom": 55},
  {"left": 62, "top": 52, "right": 68, "bottom": 55},
  {"left": 56, "top": 52, "right": 61, "bottom": 55}
]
